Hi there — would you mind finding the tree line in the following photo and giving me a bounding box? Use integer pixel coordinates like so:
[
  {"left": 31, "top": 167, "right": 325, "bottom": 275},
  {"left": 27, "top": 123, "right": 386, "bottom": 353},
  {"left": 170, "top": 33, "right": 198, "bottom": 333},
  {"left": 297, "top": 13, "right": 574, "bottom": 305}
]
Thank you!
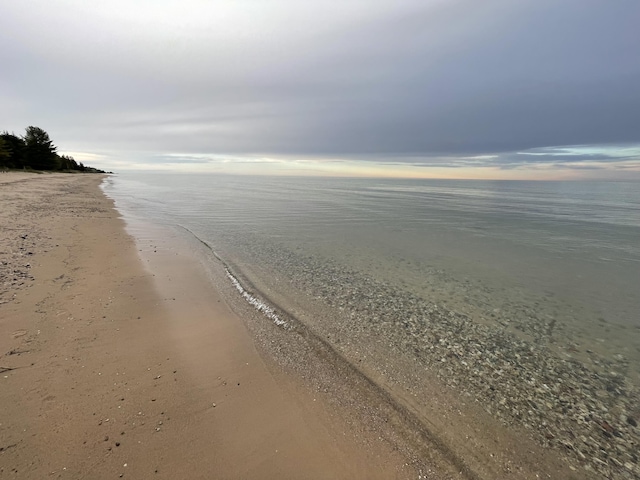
[{"left": 0, "top": 126, "right": 106, "bottom": 173}]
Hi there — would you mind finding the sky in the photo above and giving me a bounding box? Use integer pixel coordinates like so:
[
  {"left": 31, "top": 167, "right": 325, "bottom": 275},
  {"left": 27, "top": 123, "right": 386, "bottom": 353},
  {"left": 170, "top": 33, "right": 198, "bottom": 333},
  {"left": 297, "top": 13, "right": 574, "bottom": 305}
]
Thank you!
[{"left": 1, "top": 0, "right": 640, "bottom": 179}]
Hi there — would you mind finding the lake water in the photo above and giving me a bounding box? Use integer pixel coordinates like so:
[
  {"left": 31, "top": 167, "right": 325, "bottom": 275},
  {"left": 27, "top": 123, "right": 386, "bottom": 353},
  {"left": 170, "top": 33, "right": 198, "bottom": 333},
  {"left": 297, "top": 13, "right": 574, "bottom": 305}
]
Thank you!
[{"left": 103, "top": 173, "right": 640, "bottom": 478}]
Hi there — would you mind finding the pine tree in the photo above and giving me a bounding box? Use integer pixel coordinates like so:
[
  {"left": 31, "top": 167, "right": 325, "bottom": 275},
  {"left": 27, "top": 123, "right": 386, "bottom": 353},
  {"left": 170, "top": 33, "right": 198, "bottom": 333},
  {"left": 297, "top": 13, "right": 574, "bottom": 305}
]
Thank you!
[
  {"left": 0, "top": 132, "right": 26, "bottom": 169},
  {"left": 23, "top": 126, "right": 59, "bottom": 170},
  {"left": 0, "top": 138, "right": 10, "bottom": 169}
]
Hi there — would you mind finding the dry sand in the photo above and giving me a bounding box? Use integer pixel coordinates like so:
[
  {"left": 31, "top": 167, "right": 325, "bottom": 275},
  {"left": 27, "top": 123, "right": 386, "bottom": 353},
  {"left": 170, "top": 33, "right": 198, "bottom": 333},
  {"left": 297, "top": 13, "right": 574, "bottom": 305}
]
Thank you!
[{"left": 0, "top": 173, "right": 417, "bottom": 479}]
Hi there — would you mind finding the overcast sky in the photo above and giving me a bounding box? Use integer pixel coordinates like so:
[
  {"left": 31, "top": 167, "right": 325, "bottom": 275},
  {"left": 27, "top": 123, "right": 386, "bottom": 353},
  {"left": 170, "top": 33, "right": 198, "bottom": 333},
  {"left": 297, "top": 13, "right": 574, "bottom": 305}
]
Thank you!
[{"left": 2, "top": 0, "right": 639, "bottom": 178}]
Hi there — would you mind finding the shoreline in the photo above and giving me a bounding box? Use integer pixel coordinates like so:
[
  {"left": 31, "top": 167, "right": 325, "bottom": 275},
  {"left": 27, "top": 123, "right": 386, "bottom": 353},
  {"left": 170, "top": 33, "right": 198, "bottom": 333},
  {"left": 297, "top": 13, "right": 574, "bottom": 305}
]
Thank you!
[
  {"left": 182, "top": 226, "right": 587, "bottom": 480},
  {"left": 222, "top": 235, "right": 637, "bottom": 479},
  {"left": 103, "top": 172, "right": 601, "bottom": 479},
  {"left": 0, "top": 172, "right": 418, "bottom": 479}
]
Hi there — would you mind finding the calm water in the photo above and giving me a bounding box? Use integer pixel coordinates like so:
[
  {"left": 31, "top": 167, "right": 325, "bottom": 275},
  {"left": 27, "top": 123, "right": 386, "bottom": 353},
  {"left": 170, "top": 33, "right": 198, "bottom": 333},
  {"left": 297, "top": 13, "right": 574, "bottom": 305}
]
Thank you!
[
  {"left": 104, "top": 173, "right": 640, "bottom": 356},
  {"left": 103, "top": 172, "right": 640, "bottom": 476}
]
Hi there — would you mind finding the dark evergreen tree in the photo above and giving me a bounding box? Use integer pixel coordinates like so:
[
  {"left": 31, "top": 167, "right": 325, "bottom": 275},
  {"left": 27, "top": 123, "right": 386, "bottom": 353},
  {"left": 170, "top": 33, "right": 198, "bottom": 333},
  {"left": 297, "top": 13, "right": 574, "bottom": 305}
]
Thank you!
[
  {"left": 23, "top": 126, "right": 59, "bottom": 170},
  {"left": 1, "top": 126, "right": 106, "bottom": 172},
  {"left": 0, "top": 132, "right": 26, "bottom": 168},
  {"left": 58, "top": 154, "right": 79, "bottom": 171},
  {"left": 0, "top": 138, "right": 10, "bottom": 169}
]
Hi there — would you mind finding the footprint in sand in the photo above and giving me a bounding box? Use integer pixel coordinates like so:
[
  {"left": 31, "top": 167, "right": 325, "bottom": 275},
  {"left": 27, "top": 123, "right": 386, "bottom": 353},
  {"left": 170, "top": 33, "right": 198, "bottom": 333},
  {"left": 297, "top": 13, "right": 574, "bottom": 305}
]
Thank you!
[{"left": 11, "top": 330, "right": 28, "bottom": 338}]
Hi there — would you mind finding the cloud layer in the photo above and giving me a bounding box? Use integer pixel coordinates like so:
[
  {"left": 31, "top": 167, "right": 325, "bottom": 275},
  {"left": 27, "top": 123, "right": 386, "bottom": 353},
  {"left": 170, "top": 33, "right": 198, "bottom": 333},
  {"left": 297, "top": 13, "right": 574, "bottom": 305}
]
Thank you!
[{"left": 2, "top": 0, "right": 639, "bottom": 176}]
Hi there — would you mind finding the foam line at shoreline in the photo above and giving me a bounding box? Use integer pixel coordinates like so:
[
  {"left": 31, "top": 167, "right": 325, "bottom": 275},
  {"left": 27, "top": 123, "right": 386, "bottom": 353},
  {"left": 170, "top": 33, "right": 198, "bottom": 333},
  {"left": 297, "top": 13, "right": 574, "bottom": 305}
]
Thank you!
[
  {"left": 225, "top": 268, "right": 288, "bottom": 328},
  {"left": 177, "top": 224, "right": 289, "bottom": 329}
]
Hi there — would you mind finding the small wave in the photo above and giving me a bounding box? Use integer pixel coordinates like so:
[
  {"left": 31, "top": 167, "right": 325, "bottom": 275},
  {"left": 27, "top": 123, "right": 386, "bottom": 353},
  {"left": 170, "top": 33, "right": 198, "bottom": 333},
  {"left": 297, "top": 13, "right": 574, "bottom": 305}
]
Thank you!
[
  {"left": 225, "top": 268, "right": 288, "bottom": 328},
  {"left": 177, "top": 224, "right": 288, "bottom": 329}
]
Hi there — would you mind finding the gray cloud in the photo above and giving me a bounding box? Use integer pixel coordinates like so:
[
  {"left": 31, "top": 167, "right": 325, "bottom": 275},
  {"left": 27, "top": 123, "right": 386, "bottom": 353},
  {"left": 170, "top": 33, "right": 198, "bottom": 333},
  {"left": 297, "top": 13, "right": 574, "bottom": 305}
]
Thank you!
[{"left": 1, "top": 0, "right": 639, "bottom": 174}]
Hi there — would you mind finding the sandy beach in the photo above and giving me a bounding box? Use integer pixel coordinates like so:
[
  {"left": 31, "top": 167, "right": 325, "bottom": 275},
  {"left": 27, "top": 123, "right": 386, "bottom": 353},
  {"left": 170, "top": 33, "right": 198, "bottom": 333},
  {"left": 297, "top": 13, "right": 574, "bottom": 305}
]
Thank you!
[
  {"left": 0, "top": 173, "right": 419, "bottom": 479},
  {"left": 0, "top": 172, "right": 607, "bottom": 480}
]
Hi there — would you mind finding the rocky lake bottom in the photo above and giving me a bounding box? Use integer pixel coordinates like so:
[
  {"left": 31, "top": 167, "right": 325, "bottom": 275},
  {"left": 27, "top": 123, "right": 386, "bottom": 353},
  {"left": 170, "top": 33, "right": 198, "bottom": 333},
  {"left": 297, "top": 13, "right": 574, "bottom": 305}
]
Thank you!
[{"left": 213, "top": 234, "right": 640, "bottom": 480}]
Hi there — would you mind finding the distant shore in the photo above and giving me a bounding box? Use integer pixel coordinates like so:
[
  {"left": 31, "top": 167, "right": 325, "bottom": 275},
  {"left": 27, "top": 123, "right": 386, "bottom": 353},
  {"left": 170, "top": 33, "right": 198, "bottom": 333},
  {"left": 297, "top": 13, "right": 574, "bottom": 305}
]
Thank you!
[{"left": 0, "top": 172, "right": 417, "bottom": 479}]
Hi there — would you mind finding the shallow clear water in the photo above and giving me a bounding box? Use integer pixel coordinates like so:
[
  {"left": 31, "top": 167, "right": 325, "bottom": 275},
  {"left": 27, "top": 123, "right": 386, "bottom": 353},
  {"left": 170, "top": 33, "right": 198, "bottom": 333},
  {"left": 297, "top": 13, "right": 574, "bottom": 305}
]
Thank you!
[
  {"left": 103, "top": 173, "right": 640, "bottom": 355},
  {"left": 103, "top": 172, "right": 640, "bottom": 476},
  {"left": 104, "top": 174, "right": 639, "bottom": 324}
]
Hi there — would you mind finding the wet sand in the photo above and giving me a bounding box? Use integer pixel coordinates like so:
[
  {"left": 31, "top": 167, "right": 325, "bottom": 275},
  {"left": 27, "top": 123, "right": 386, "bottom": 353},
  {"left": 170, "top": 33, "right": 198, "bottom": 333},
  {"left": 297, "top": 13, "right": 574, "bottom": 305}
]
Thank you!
[{"left": 0, "top": 173, "right": 417, "bottom": 479}]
